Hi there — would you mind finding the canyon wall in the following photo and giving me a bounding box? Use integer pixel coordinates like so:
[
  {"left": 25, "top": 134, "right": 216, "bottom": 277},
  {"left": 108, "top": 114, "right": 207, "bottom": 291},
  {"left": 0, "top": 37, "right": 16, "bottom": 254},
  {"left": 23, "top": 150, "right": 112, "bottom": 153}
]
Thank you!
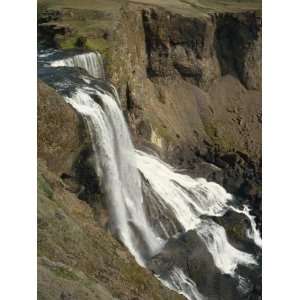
[{"left": 108, "top": 3, "right": 262, "bottom": 227}]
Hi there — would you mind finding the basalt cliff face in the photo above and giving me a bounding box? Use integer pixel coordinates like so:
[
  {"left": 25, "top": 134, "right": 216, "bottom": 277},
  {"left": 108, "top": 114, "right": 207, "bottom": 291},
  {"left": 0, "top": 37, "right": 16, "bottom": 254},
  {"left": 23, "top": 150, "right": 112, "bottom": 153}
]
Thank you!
[
  {"left": 109, "top": 4, "right": 262, "bottom": 229},
  {"left": 38, "top": 1, "right": 262, "bottom": 299}
]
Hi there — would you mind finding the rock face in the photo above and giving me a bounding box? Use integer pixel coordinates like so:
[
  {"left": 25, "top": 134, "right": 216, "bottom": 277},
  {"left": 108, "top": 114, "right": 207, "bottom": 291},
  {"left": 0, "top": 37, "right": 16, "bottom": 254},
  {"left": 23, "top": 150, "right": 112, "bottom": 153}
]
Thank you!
[
  {"left": 37, "top": 80, "right": 88, "bottom": 176},
  {"left": 37, "top": 80, "right": 107, "bottom": 213},
  {"left": 109, "top": 6, "right": 261, "bottom": 156}
]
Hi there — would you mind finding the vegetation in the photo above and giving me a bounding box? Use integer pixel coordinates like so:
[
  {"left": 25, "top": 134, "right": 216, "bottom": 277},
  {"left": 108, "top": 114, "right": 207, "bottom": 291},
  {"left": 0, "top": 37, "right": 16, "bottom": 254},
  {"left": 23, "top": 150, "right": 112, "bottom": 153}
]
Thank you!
[
  {"left": 130, "top": 0, "right": 261, "bottom": 16},
  {"left": 37, "top": 160, "right": 184, "bottom": 300},
  {"left": 38, "top": 0, "right": 261, "bottom": 56}
]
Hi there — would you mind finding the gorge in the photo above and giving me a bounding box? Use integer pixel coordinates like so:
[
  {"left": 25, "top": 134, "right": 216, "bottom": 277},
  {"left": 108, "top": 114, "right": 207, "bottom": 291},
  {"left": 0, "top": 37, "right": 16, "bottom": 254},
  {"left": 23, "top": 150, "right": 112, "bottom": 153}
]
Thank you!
[{"left": 37, "top": 1, "right": 262, "bottom": 300}]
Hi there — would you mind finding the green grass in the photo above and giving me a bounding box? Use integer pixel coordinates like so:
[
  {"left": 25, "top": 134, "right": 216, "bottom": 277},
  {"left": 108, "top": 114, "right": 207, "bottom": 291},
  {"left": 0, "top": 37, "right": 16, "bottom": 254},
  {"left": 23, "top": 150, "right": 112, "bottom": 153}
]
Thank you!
[
  {"left": 38, "top": 174, "right": 53, "bottom": 200},
  {"left": 38, "top": 0, "right": 126, "bottom": 11},
  {"left": 38, "top": 0, "right": 261, "bottom": 55},
  {"left": 38, "top": 0, "right": 122, "bottom": 58},
  {"left": 57, "top": 35, "right": 78, "bottom": 49},
  {"left": 52, "top": 265, "right": 80, "bottom": 281}
]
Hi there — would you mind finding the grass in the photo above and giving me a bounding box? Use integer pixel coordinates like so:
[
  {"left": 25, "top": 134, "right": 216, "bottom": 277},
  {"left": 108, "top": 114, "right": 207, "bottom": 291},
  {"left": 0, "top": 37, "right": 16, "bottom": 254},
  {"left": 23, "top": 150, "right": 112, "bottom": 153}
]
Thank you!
[
  {"left": 38, "top": 0, "right": 261, "bottom": 56},
  {"left": 130, "top": 0, "right": 261, "bottom": 16},
  {"left": 38, "top": 173, "right": 53, "bottom": 200},
  {"left": 52, "top": 265, "right": 80, "bottom": 281},
  {"left": 38, "top": 0, "right": 123, "bottom": 58},
  {"left": 37, "top": 162, "right": 184, "bottom": 300},
  {"left": 38, "top": 0, "right": 126, "bottom": 12}
]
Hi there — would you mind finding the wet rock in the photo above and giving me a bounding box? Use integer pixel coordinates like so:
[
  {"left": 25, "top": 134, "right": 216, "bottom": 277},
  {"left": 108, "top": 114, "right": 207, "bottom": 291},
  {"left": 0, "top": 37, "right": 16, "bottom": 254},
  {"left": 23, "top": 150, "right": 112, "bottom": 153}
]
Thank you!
[
  {"left": 148, "top": 229, "right": 252, "bottom": 300},
  {"left": 210, "top": 210, "right": 260, "bottom": 255}
]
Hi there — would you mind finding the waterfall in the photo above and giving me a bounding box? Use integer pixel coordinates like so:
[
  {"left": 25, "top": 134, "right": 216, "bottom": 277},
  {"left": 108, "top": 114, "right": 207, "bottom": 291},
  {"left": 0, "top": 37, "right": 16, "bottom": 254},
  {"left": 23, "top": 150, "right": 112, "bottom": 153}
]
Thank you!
[
  {"left": 50, "top": 52, "right": 105, "bottom": 79},
  {"left": 64, "top": 87, "right": 163, "bottom": 265},
  {"left": 196, "top": 219, "right": 257, "bottom": 275},
  {"left": 39, "top": 49, "right": 261, "bottom": 300},
  {"left": 231, "top": 205, "right": 262, "bottom": 248},
  {"left": 157, "top": 267, "right": 206, "bottom": 300},
  {"left": 136, "top": 150, "right": 232, "bottom": 233},
  {"left": 63, "top": 87, "right": 258, "bottom": 298}
]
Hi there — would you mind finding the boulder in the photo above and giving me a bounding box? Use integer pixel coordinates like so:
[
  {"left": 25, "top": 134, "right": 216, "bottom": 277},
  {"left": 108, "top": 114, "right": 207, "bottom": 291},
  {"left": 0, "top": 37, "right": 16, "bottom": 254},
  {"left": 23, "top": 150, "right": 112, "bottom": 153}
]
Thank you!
[{"left": 37, "top": 80, "right": 90, "bottom": 176}]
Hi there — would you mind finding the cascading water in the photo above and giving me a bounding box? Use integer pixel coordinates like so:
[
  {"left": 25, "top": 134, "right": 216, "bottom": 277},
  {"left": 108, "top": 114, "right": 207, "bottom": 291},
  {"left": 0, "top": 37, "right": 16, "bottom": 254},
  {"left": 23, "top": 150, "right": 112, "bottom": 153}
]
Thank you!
[
  {"left": 196, "top": 219, "right": 257, "bottom": 275},
  {"left": 64, "top": 87, "right": 163, "bottom": 265},
  {"left": 157, "top": 267, "right": 206, "bottom": 300},
  {"left": 231, "top": 205, "right": 262, "bottom": 248},
  {"left": 50, "top": 51, "right": 105, "bottom": 79},
  {"left": 136, "top": 151, "right": 259, "bottom": 273},
  {"left": 38, "top": 49, "right": 261, "bottom": 300},
  {"left": 136, "top": 150, "right": 232, "bottom": 231}
]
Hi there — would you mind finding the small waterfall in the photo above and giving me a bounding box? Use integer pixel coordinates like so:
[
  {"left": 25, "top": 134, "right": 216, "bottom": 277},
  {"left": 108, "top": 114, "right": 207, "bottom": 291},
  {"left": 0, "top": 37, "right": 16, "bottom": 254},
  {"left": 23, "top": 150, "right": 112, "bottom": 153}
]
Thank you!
[
  {"left": 50, "top": 52, "right": 105, "bottom": 79},
  {"left": 196, "top": 219, "right": 257, "bottom": 275},
  {"left": 39, "top": 49, "right": 261, "bottom": 300},
  {"left": 157, "top": 267, "right": 206, "bottom": 300},
  {"left": 231, "top": 205, "right": 262, "bottom": 248}
]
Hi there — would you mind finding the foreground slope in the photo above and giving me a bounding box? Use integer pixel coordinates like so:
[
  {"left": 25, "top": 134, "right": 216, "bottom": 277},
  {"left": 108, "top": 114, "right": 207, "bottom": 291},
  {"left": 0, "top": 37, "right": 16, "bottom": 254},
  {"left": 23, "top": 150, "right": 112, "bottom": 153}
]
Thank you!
[{"left": 37, "top": 80, "right": 184, "bottom": 300}]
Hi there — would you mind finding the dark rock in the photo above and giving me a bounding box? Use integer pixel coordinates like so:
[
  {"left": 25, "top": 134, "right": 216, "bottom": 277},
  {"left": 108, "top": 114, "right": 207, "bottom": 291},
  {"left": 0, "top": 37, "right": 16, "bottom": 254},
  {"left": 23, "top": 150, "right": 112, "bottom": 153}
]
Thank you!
[
  {"left": 215, "top": 13, "right": 261, "bottom": 90},
  {"left": 75, "top": 36, "right": 87, "bottom": 48},
  {"left": 60, "top": 291, "right": 73, "bottom": 300},
  {"left": 239, "top": 180, "right": 257, "bottom": 199},
  {"left": 221, "top": 152, "right": 240, "bottom": 167},
  {"left": 148, "top": 229, "right": 257, "bottom": 300}
]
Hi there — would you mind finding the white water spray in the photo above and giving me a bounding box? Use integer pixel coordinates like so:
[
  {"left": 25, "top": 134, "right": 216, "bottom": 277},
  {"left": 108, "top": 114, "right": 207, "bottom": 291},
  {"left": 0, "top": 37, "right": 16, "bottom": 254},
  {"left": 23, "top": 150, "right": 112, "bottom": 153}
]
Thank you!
[
  {"left": 136, "top": 150, "right": 232, "bottom": 232},
  {"left": 196, "top": 219, "right": 257, "bottom": 275},
  {"left": 136, "top": 151, "right": 257, "bottom": 275}
]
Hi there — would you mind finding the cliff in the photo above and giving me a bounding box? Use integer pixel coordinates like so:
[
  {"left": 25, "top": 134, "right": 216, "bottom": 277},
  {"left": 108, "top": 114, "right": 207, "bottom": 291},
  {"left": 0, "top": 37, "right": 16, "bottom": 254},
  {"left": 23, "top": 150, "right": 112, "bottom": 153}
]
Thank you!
[
  {"left": 37, "top": 0, "right": 262, "bottom": 298},
  {"left": 109, "top": 3, "right": 262, "bottom": 227}
]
